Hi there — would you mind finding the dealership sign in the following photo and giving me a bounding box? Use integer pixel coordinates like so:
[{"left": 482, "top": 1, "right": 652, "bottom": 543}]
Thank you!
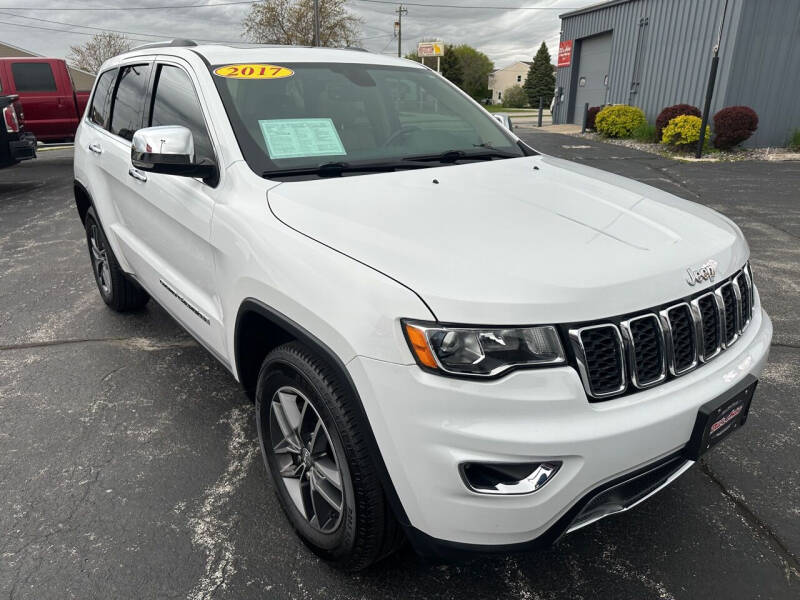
[
  {"left": 418, "top": 42, "right": 444, "bottom": 57},
  {"left": 558, "top": 40, "right": 573, "bottom": 67}
]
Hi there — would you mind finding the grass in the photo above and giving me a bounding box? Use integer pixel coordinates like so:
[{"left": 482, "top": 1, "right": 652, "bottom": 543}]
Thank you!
[
  {"left": 789, "top": 128, "right": 800, "bottom": 151},
  {"left": 631, "top": 122, "right": 658, "bottom": 143}
]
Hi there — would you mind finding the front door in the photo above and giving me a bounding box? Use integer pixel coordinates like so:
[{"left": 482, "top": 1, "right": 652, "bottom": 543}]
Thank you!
[{"left": 104, "top": 59, "right": 226, "bottom": 360}]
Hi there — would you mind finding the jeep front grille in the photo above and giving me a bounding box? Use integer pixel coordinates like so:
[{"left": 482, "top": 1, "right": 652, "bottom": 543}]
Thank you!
[{"left": 569, "top": 264, "right": 755, "bottom": 401}]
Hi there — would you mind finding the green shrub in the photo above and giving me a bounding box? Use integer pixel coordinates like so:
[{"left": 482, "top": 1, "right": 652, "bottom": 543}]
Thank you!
[
  {"left": 632, "top": 122, "right": 658, "bottom": 143},
  {"left": 502, "top": 85, "right": 527, "bottom": 108},
  {"left": 661, "top": 115, "right": 710, "bottom": 151},
  {"left": 788, "top": 128, "right": 800, "bottom": 151},
  {"left": 594, "top": 105, "right": 646, "bottom": 138}
]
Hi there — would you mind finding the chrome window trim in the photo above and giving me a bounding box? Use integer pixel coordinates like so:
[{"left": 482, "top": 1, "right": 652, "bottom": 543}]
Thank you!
[
  {"left": 690, "top": 292, "right": 722, "bottom": 362},
  {"left": 715, "top": 282, "right": 739, "bottom": 348},
  {"left": 568, "top": 324, "right": 627, "bottom": 399},
  {"left": 619, "top": 314, "right": 667, "bottom": 389},
  {"left": 659, "top": 302, "right": 698, "bottom": 376}
]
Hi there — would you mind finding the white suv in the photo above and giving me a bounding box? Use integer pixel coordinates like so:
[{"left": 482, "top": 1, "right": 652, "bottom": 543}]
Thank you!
[{"left": 74, "top": 42, "right": 772, "bottom": 570}]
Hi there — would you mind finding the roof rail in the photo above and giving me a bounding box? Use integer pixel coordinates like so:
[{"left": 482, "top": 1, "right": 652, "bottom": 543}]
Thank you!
[{"left": 130, "top": 39, "right": 198, "bottom": 52}]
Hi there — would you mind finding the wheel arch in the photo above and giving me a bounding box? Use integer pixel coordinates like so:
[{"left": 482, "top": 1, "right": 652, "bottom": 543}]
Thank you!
[
  {"left": 74, "top": 179, "right": 93, "bottom": 224},
  {"left": 233, "top": 297, "right": 411, "bottom": 527}
]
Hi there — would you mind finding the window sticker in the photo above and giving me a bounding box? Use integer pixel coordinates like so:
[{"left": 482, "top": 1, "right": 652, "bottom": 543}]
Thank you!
[
  {"left": 213, "top": 64, "right": 294, "bottom": 79},
  {"left": 259, "top": 118, "right": 346, "bottom": 159}
]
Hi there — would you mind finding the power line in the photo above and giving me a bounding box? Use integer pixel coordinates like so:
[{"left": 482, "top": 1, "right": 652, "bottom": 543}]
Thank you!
[
  {"left": 0, "top": 10, "right": 245, "bottom": 44},
  {"left": 0, "top": 18, "right": 153, "bottom": 41},
  {"left": 0, "top": 1, "right": 254, "bottom": 10},
  {"left": 351, "top": 0, "right": 576, "bottom": 9},
  {"left": 0, "top": 0, "right": 578, "bottom": 11}
]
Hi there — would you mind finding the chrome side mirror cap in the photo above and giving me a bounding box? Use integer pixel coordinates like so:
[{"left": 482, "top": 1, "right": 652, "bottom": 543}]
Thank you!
[{"left": 131, "top": 125, "right": 216, "bottom": 183}]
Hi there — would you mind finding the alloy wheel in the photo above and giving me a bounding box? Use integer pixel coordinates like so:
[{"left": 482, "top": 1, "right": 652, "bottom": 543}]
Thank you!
[
  {"left": 89, "top": 223, "right": 112, "bottom": 296},
  {"left": 269, "top": 385, "right": 344, "bottom": 533}
]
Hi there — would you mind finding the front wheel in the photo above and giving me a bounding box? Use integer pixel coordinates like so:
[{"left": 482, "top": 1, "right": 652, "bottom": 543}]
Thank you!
[{"left": 255, "top": 342, "right": 404, "bottom": 571}]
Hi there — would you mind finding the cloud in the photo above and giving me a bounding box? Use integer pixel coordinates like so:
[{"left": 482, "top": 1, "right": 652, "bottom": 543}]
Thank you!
[{"left": 0, "top": 0, "right": 592, "bottom": 69}]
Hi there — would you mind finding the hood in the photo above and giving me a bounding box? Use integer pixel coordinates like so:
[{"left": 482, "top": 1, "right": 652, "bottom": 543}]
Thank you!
[{"left": 267, "top": 155, "right": 748, "bottom": 324}]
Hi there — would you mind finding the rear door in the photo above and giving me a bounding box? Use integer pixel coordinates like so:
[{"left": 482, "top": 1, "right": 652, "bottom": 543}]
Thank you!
[{"left": 7, "top": 60, "right": 76, "bottom": 141}]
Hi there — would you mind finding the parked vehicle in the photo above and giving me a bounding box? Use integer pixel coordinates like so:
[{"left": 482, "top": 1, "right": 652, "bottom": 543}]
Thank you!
[
  {"left": 73, "top": 42, "right": 772, "bottom": 571},
  {"left": 0, "top": 57, "right": 90, "bottom": 143},
  {"left": 0, "top": 94, "right": 36, "bottom": 169}
]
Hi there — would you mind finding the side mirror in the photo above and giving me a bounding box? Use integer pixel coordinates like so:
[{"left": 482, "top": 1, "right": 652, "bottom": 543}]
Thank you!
[{"left": 131, "top": 125, "right": 217, "bottom": 182}]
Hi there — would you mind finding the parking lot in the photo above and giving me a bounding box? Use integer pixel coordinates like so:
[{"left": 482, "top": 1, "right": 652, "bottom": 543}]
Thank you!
[{"left": 1, "top": 135, "right": 798, "bottom": 599}]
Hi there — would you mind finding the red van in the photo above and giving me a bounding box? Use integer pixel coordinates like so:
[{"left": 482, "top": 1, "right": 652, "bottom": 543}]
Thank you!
[{"left": 0, "top": 57, "right": 90, "bottom": 143}]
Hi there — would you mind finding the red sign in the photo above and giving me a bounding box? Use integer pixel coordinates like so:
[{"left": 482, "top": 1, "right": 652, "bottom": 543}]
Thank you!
[{"left": 558, "top": 40, "right": 573, "bottom": 68}]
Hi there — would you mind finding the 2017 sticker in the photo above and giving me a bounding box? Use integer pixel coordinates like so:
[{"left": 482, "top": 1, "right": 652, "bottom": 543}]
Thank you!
[{"left": 213, "top": 64, "right": 294, "bottom": 79}]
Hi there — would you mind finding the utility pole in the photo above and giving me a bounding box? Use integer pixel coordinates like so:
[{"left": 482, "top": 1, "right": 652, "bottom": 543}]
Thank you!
[
  {"left": 313, "top": 0, "right": 320, "bottom": 46},
  {"left": 396, "top": 4, "right": 407, "bottom": 58},
  {"left": 696, "top": 0, "right": 729, "bottom": 158}
]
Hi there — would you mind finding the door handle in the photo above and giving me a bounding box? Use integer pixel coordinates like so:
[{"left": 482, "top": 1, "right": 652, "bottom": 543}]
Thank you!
[
  {"left": 88, "top": 143, "right": 102, "bottom": 155},
  {"left": 128, "top": 168, "right": 148, "bottom": 182}
]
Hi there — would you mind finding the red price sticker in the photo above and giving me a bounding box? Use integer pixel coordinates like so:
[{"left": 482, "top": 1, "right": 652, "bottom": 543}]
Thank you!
[{"left": 213, "top": 64, "right": 294, "bottom": 79}]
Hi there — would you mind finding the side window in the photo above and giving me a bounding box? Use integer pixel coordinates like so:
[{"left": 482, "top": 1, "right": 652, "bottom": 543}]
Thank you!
[
  {"left": 150, "top": 65, "right": 214, "bottom": 162},
  {"left": 110, "top": 64, "right": 151, "bottom": 141},
  {"left": 88, "top": 69, "right": 117, "bottom": 129},
  {"left": 11, "top": 62, "right": 57, "bottom": 92}
]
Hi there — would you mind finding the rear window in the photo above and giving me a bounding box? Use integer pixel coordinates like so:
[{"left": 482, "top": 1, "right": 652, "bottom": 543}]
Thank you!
[
  {"left": 110, "top": 64, "right": 151, "bottom": 141},
  {"left": 11, "top": 62, "right": 57, "bottom": 92},
  {"left": 89, "top": 69, "right": 117, "bottom": 129}
]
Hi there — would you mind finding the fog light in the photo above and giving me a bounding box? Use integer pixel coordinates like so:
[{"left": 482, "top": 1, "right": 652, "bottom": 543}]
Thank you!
[{"left": 460, "top": 461, "right": 561, "bottom": 495}]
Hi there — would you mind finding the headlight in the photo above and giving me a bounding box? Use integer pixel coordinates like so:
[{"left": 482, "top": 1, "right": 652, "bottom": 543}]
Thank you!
[{"left": 403, "top": 320, "right": 566, "bottom": 377}]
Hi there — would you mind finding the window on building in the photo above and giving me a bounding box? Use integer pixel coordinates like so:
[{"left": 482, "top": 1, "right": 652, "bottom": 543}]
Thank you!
[
  {"left": 88, "top": 69, "right": 117, "bottom": 130},
  {"left": 149, "top": 64, "right": 214, "bottom": 162},
  {"left": 498, "top": 91, "right": 502, "bottom": 100},
  {"left": 110, "top": 64, "right": 151, "bottom": 141},
  {"left": 517, "top": 75, "right": 522, "bottom": 82},
  {"left": 11, "top": 62, "right": 57, "bottom": 92}
]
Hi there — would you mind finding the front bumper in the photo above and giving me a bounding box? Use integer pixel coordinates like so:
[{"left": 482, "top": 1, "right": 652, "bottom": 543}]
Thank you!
[{"left": 347, "top": 307, "right": 772, "bottom": 548}]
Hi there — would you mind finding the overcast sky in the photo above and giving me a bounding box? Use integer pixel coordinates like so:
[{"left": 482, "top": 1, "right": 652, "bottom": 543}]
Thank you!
[{"left": 0, "top": 0, "right": 596, "bottom": 70}]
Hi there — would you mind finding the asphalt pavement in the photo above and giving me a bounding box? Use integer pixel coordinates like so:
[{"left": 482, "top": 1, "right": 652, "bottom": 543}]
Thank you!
[{"left": 1, "top": 141, "right": 798, "bottom": 599}]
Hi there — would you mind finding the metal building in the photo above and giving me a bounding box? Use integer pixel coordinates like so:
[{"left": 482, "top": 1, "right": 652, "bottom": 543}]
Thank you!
[{"left": 553, "top": 0, "right": 800, "bottom": 147}]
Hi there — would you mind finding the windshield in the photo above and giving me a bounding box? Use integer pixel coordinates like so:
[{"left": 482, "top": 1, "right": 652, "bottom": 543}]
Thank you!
[{"left": 210, "top": 62, "right": 532, "bottom": 178}]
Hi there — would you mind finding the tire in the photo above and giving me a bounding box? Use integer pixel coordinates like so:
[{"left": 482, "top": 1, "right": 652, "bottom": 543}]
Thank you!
[
  {"left": 255, "top": 342, "right": 404, "bottom": 571},
  {"left": 84, "top": 206, "right": 149, "bottom": 312}
]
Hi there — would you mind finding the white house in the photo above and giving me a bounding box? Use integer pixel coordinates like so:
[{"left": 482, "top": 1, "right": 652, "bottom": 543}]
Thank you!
[{"left": 487, "top": 61, "right": 531, "bottom": 105}]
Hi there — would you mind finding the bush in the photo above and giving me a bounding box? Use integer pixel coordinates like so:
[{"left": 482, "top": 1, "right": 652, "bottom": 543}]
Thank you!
[
  {"left": 594, "top": 105, "right": 646, "bottom": 138},
  {"left": 655, "top": 104, "right": 701, "bottom": 141},
  {"left": 632, "top": 122, "right": 658, "bottom": 143},
  {"left": 661, "top": 115, "right": 710, "bottom": 151},
  {"left": 502, "top": 85, "right": 527, "bottom": 108},
  {"left": 713, "top": 106, "right": 758, "bottom": 149},
  {"left": 789, "top": 128, "right": 800, "bottom": 151},
  {"left": 586, "top": 105, "right": 603, "bottom": 130}
]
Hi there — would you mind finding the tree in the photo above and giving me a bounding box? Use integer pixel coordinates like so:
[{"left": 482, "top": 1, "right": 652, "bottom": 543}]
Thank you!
[
  {"left": 523, "top": 42, "right": 556, "bottom": 106},
  {"left": 243, "top": 0, "right": 362, "bottom": 47},
  {"left": 450, "top": 44, "right": 493, "bottom": 101},
  {"left": 502, "top": 85, "right": 527, "bottom": 108},
  {"left": 440, "top": 45, "right": 463, "bottom": 88},
  {"left": 67, "top": 32, "right": 132, "bottom": 74}
]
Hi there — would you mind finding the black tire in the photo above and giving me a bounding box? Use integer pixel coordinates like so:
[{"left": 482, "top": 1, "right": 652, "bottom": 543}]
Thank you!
[
  {"left": 255, "top": 341, "right": 404, "bottom": 571},
  {"left": 84, "top": 206, "right": 149, "bottom": 312}
]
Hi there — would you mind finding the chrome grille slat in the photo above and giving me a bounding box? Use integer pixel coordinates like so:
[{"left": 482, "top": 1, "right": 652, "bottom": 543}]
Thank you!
[{"left": 574, "top": 265, "right": 755, "bottom": 401}]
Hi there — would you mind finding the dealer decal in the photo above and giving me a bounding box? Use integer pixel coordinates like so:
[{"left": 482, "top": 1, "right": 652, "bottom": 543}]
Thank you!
[{"left": 213, "top": 64, "right": 294, "bottom": 79}]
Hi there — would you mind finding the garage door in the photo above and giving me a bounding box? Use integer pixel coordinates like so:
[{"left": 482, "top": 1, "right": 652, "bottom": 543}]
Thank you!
[{"left": 572, "top": 32, "right": 612, "bottom": 124}]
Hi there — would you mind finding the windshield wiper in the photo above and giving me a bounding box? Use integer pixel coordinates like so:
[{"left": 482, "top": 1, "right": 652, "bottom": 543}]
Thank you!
[
  {"left": 262, "top": 160, "right": 433, "bottom": 179},
  {"left": 402, "top": 148, "right": 522, "bottom": 164}
]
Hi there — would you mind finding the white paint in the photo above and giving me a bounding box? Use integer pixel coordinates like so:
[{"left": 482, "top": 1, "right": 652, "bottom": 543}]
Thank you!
[{"left": 185, "top": 406, "right": 257, "bottom": 600}]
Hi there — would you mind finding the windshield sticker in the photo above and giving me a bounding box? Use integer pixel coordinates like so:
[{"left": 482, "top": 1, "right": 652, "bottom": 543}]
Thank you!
[
  {"left": 213, "top": 64, "right": 294, "bottom": 79},
  {"left": 259, "top": 118, "right": 346, "bottom": 159}
]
